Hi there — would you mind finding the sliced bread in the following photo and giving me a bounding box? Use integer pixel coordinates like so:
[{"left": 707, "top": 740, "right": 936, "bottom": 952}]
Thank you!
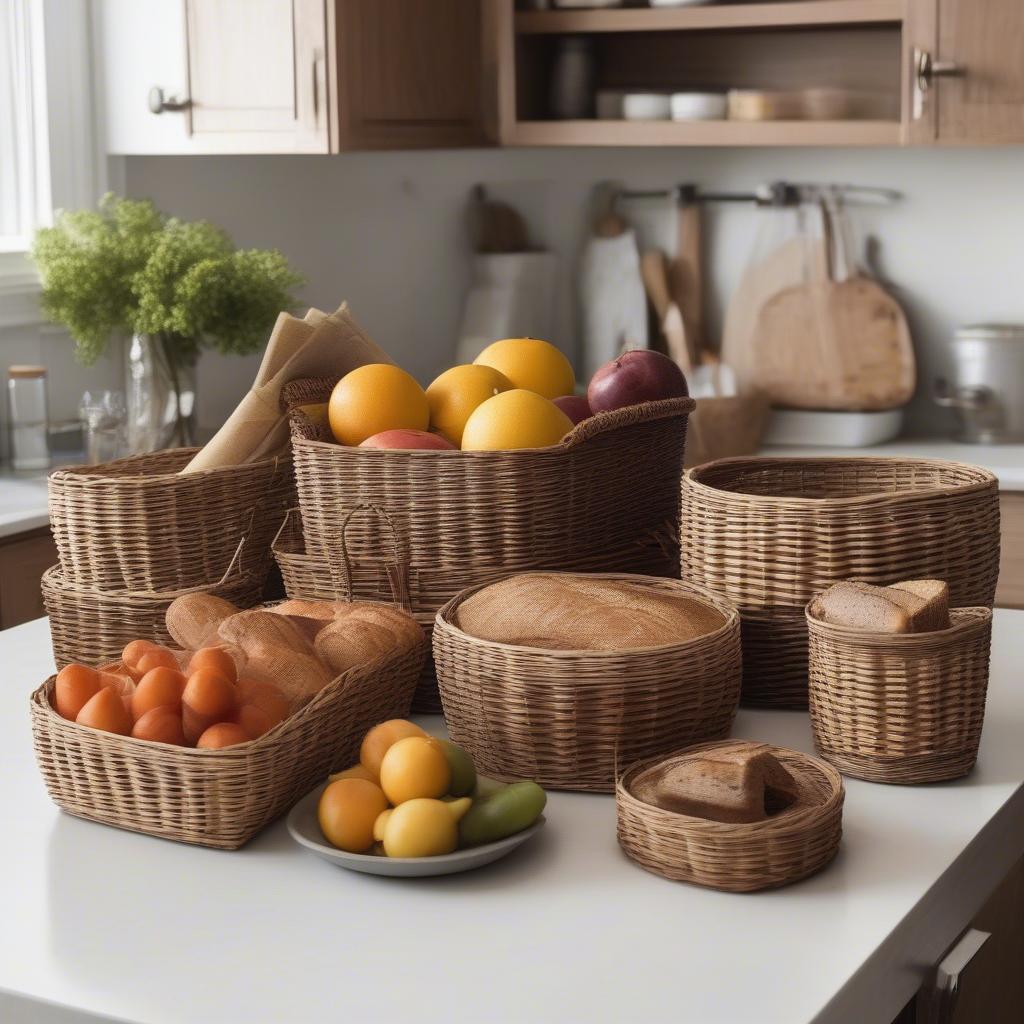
[{"left": 808, "top": 578, "right": 951, "bottom": 633}]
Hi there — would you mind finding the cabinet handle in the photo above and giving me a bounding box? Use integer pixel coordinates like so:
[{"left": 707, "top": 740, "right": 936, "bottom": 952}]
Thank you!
[
  {"left": 916, "top": 49, "right": 965, "bottom": 92},
  {"left": 919, "top": 928, "right": 991, "bottom": 1024},
  {"left": 148, "top": 86, "right": 191, "bottom": 115}
]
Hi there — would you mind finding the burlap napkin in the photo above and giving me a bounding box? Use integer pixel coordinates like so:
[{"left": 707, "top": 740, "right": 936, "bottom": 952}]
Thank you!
[{"left": 181, "top": 303, "right": 391, "bottom": 473}]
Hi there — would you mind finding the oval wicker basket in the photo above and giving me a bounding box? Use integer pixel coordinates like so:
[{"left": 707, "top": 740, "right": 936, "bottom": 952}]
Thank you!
[
  {"left": 292, "top": 397, "right": 694, "bottom": 624},
  {"left": 616, "top": 740, "right": 845, "bottom": 892},
  {"left": 680, "top": 457, "right": 1000, "bottom": 710},
  {"left": 433, "top": 573, "right": 742, "bottom": 793},
  {"left": 42, "top": 547, "right": 265, "bottom": 669},
  {"left": 807, "top": 606, "right": 993, "bottom": 784},
  {"left": 30, "top": 642, "right": 426, "bottom": 849},
  {"left": 48, "top": 447, "right": 294, "bottom": 591}
]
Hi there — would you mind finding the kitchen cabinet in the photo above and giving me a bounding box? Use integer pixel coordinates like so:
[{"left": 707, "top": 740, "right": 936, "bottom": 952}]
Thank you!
[
  {"left": 995, "top": 493, "right": 1024, "bottom": 610},
  {"left": 0, "top": 528, "right": 56, "bottom": 630},
  {"left": 95, "top": 0, "right": 486, "bottom": 154}
]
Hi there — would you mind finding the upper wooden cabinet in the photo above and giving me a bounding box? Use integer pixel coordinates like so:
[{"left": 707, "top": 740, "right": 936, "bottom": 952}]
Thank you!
[{"left": 95, "top": 0, "right": 487, "bottom": 154}]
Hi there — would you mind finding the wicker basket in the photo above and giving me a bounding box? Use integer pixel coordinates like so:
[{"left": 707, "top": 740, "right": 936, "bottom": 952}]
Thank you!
[
  {"left": 272, "top": 506, "right": 442, "bottom": 713},
  {"left": 42, "top": 540, "right": 265, "bottom": 668},
  {"left": 48, "top": 448, "right": 294, "bottom": 591},
  {"left": 30, "top": 642, "right": 425, "bottom": 849},
  {"left": 292, "top": 397, "right": 694, "bottom": 624},
  {"left": 616, "top": 740, "right": 845, "bottom": 892},
  {"left": 433, "top": 574, "right": 742, "bottom": 793},
  {"left": 807, "top": 606, "right": 993, "bottom": 784},
  {"left": 680, "top": 457, "right": 1000, "bottom": 709}
]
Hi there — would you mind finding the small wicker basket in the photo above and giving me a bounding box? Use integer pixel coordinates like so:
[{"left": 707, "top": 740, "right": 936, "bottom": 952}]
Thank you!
[
  {"left": 680, "top": 456, "right": 1000, "bottom": 709},
  {"left": 616, "top": 740, "right": 845, "bottom": 892},
  {"left": 48, "top": 448, "right": 294, "bottom": 591},
  {"left": 30, "top": 642, "right": 425, "bottom": 849},
  {"left": 433, "top": 574, "right": 742, "bottom": 793},
  {"left": 807, "top": 606, "right": 993, "bottom": 784}
]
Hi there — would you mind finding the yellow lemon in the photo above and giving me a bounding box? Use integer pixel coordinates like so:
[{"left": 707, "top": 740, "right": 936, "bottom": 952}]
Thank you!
[
  {"left": 359, "top": 719, "right": 427, "bottom": 779},
  {"left": 474, "top": 338, "right": 575, "bottom": 399},
  {"left": 425, "top": 364, "right": 512, "bottom": 446},
  {"left": 379, "top": 736, "right": 451, "bottom": 805},
  {"left": 379, "top": 797, "right": 472, "bottom": 858},
  {"left": 317, "top": 778, "right": 389, "bottom": 853},
  {"left": 328, "top": 364, "right": 429, "bottom": 446},
  {"left": 461, "top": 389, "right": 574, "bottom": 451}
]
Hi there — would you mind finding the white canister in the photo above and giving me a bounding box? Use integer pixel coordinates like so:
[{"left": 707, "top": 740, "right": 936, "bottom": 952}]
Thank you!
[{"left": 7, "top": 365, "right": 50, "bottom": 470}]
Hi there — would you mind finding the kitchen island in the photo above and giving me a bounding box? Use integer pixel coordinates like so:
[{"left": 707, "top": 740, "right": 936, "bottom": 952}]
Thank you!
[{"left": 4, "top": 612, "right": 1024, "bottom": 1023}]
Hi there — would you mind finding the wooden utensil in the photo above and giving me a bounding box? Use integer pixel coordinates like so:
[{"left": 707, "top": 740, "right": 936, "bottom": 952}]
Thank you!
[
  {"left": 752, "top": 202, "right": 915, "bottom": 410},
  {"left": 468, "top": 185, "right": 529, "bottom": 254},
  {"left": 670, "top": 200, "right": 704, "bottom": 359}
]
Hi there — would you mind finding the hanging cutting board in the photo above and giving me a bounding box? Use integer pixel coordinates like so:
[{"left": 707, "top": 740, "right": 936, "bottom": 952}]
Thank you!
[{"left": 745, "top": 204, "right": 915, "bottom": 410}]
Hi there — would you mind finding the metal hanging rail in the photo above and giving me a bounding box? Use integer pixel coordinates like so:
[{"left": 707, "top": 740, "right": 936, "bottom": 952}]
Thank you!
[{"left": 614, "top": 180, "right": 902, "bottom": 207}]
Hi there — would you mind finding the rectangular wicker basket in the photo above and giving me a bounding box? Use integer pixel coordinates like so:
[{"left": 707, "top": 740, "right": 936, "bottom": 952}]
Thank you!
[
  {"left": 30, "top": 643, "right": 425, "bottom": 849},
  {"left": 680, "top": 456, "right": 1000, "bottom": 710},
  {"left": 807, "top": 606, "right": 993, "bottom": 784},
  {"left": 48, "top": 448, "right": 294, "bottom": 592},
  {"left": 432, "top": 573, "right": 743, "bottom": 793}
]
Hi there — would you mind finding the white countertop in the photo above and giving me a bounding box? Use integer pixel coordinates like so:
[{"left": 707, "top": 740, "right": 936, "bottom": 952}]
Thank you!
[
  {"left": 4, "top": 613, "right": 1024, "bottom": 1024},
  {"left": 761, "top": 440, "right": 1024, "bottom": 490},
  {"left": 0, "top": 474, "right": 50, "bottom": 538}
]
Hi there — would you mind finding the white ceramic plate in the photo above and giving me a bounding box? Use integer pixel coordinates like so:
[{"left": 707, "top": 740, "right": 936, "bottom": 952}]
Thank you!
[{"left": 286, "top": 785, "right": 546, "bottom": 878}]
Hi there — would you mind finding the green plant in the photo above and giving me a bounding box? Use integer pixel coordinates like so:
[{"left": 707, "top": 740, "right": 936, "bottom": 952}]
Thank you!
[{"left": 31, "top": 193, "right": 303, "bottom": 366}]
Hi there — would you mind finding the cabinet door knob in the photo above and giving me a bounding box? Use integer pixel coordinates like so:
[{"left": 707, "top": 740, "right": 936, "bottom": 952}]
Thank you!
[
  {"left": 148, "top": 86, "right": 191, "bottom": 115},
  {"left": 916, "top": 49, "right": 966, "bottom": 92}
]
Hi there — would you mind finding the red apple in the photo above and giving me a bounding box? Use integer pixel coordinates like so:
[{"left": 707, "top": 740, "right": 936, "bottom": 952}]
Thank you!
[
  {"left": 587, "top": 350, "right": 689, "bottom": 413},
  {"left": 553, "top": 394, "right": 593, "bottom": 425},
  {"left": 359, "top": 429, "right": 456, "bottom": 450}
]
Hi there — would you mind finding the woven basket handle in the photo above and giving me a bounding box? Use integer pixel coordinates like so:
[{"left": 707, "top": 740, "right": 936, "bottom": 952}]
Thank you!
[
  {"left": 337, "top": 504, "right": 412, "bottom": 612},
  {"left": 559, "top": 396, "right": 696, "bottom": 450},
  {"left": 271, "top": 507, "right": 298, "bottom": 553}
]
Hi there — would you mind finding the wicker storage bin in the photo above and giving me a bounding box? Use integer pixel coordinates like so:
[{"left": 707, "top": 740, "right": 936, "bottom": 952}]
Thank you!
[
  {"left": 272, "top": 506, "right": 442, "bottom": 713},
  {"left": 48, "top": 448, "right": 294, "bottom": 591},
  {"left": 30, "top": 642, "right": 425, "bottom": 849},
  {"left": 292, "top": 397, "right": 694, "bottom": 624},
  {"left": 432, "top": 574, "right": 742, "bottom": 793},
  {"left": 807, "top": 606, "right": 993, "bottom": 784},
  {"left": 680, "top": 457, "right": 1000, "bottom": 710},
  {"left": 42, "top": 558, "right": 265, "bottom": 669},
  {"left": 616, "top": 740, "right": 845, "bottom": 892}
]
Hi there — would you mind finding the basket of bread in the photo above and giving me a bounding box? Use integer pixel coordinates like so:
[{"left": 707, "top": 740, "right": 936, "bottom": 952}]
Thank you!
[
  {"left": 680, "top": 456, "right": 1000, "bottom": 709},
  {"left": 806, "top": 579, "right": 993, "bottom": 784},
  {"left": 432, "top": 572, "right": 742, "bottom": 792}
]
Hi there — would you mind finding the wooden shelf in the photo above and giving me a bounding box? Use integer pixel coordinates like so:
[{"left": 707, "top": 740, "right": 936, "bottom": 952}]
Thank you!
[
  {"left": 515, "top": 1, "right": 904, "bottom": 35},
  {"left": 506, "top": 118, "right": 902, "bottom": 147}
]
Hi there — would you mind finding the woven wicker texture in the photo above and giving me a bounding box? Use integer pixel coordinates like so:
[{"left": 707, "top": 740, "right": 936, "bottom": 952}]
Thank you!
[
  {"left": 616, "top": 739, "right": 844, "bottom": 891},
  {"left": 48, "top": 447, "right": 295, "bottom": 591},
  {"left": 293, "top": 397, "right": 694, "bottom": 624},
  {"left": 30, "top": 642, "right": 425, "bottom": 849},
  {"left": 272, "top": 507, "right": 442, "bottom": 713},
  {"left": 680, "top": 456, "right": 1000, "bottom": 709},
  {"left": 43, "top": 560, "right": 264, "bottom": 669},
  {"left": 433, "top": 573, "right": 742, "bottom": 793},
  {"left": 807, "top": 606, "right": 993, "bottom": 784}
]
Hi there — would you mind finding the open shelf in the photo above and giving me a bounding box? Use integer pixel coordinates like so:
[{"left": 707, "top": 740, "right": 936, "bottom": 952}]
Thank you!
[
  {"left": 515, "top": 0, "right": 904, "bottom": 35},
  {"left": 506, "top": 118, "right": 902, "bottom": 147}
]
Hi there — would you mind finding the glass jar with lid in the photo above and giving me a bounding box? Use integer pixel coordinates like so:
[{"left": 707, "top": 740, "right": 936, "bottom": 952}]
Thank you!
[{"left": 7, "top": 365, "right": 51, "bottom": 470}]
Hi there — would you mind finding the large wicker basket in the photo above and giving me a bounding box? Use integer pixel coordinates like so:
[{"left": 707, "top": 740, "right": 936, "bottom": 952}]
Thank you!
[
  {"left": 807, "top": 606, "right": 993, "bottom": 784},
  {"left": 616, "top": 740, "right": 844, "bottom": 892},
  {"left": 680, "top": 457, "right": 1000, "bottom": 709},
  {"left": 433, "top": 574, "right": 742, "bottom": 793},
  {"left": 48, "top": 448, "right": 294, "bottom": 591},
  {"left": 292, "top": 397, "right": 694, "bottom": 624},
  {"left": 30, "top": 642, "right": 425, "bottom": 849}
]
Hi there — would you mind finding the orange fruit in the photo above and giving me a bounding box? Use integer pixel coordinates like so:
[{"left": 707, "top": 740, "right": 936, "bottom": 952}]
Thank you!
[
  {"left": 328, "top": 364, "right": 429, "bottom": 447},
  {"left": 188, "top": 646, "right": 238, "bottom": 684},
  {"left": 132, "top": 706, "right": 186, "bottom": 746},
  {"left": 131, "top": 667, "right": 186, "bottom": 721},
  {"left": 236, "top": 704, "right": 275, "bottom": 739},
  {"left": 317, "top": 778, "right": 389, "bottom": 853},
  {"left": 135, "top": 647, "right": 180, "bottom": 677},
  {"left": 359, "top": 719, "right": 428, "bottom": 779},
  {"left": 196, "top": 722, "right": 250, "bottom": 749},
  {"left": 236, "top": 678, "right": 289, "bottom": 725},
  {"left": 460, "top": 389, "right": 573, "bottom": 451},
  {"left": 122, "top": 639, "right": 158, "bottom": 680},
  {"left": 76, "top": 686, "right": 133, "bottom": 735},
  {"left": 54, "top": 664, "right": 103, "bottom": 721},
  {"left": 474, "top": 338, "right": 574, "bottom": 399},
  {"left": 182, "top": 670, "right": 238, "bottom": 745},
  {"left": 425, "top": 364, "right": 513, "bottom": 447}
]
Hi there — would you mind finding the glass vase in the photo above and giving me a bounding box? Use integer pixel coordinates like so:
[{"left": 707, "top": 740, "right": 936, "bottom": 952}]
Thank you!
[{"left": 125, "top": 333, "right": 197, "bottom": 453}]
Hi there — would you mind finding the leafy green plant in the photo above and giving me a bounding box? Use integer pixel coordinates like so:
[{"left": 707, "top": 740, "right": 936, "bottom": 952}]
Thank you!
[{"left": 31, "top": 193, "right": 303, "bottom": 366}]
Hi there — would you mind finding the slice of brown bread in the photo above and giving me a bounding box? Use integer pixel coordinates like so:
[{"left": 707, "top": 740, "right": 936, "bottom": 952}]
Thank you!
[
  {"left": 886, "top": 579, "right": 950, "bottom": 631},
  {"left": 808, "top": 581, "right": 914, "bottom": 632}
]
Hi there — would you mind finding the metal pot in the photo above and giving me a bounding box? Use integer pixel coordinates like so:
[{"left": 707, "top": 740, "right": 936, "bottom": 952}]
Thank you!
[{"left": 935, "top": 324, "right": 1024, "bottom": 443}]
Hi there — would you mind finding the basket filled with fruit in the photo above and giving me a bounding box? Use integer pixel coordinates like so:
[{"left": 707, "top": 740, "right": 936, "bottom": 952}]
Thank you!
[
  {"left": 287, "top": 340, "right": 695, "bottom": 655},
  {"left": 29, "top": 593, "right": 427, "bottom": 849}
]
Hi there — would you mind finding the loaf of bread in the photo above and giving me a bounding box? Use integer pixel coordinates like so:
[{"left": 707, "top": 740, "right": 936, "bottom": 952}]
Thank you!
[
  {"left": 314, "top": 619, "right": 400, "bottom": 675},
  {"left": 454, "top": 574, "right": 726, "bottom": 651},
  {"left": 166, "top": 594, "right": 240, "bottom": 650},
  {"left": 630, "top": 743, "right": 799, "bottom": 824},
  {"left": 337, "top": 602, "right": 424, "bottom": 649},
  {"left": 270, "top": 599, "right": 344, "bottom": 621},
  {"left": 809, "top": 579, "right": 950, "bottom": 633}
]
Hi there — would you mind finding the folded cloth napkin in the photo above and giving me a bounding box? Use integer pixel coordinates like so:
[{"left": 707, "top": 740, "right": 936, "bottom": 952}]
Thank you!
[{"left": 181, "top": 302, "right": 391, "bottom": 474}]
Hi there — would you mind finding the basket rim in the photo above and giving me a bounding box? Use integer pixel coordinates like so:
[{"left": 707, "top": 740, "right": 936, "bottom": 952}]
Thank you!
[
  {"left": 40, "top": 562, "right": 265, "bottom": 601},
  {"left": 48, "top": 448, "right": 291, "bottom": 486},
  {"left": 616, "top": 739, "right": 844, "bottom": 835},
  {"left": 684, "top": 455, "right": 998, "bottom": 506},
  {"left": 292, "top": 396, "right": 694, "bottom": 458},
  {"left": 434, "top": 571, "right": 740, "bottom": 657},
  {"left": 804, "top": 604, "right": 993, "bottom": 643}
]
